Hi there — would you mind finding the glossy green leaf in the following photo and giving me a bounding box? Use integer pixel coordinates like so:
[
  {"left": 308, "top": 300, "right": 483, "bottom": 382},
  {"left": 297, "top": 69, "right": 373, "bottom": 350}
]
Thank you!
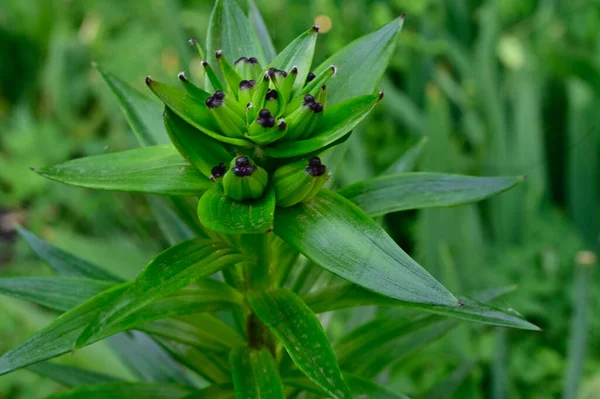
[
  {"left": 46, "top": 382, "right": 194, "bottom": 399},
  {"left": 163, "top": 108, "right": 232, "bottom": 177},
  {"left": 156, "top": 338, "right": 231, "bottom": 384},
  {"left": 93, "top": 64, "right": 168, "bottom": 147},
  {"left": 304, "top": 284, "right": 539, "bottom": 330},
  {"left": 270, "top": 26, "right": 318, "bottom": 90},
  {"left": 383, "top": 137, "right": 429, "bottom": 174},
  {"left": 27, "top": 362, "right": 121, "bottom": 387},
  {"left": 247, "top": 0, "right": 276, "bottom": 63},
  {"left": 0, "top": 277, "right": 115, "bottom": 311},
  {"left": 146, "top": 78, "right": 253, "bottom": 147},
  {"left": 140, "top": 314, "right": 244, "bottom": 353},
  {"left": 76, "top": 239, "right": 247, "bottom": 348},
  {"left": 338, "top": 173, "right": 526, "bottom": 217},
  {"left": 16, "top": 226, "right": 121, "bottom": 281},
  {"left": 265, "top": 94, "right": 381, "bottom": 158},
  {"left": 247, "top": 289, "right": 352, "bottom": 399},
  {"left": 35, "top": 144, "right": 211, "bottom": 196},
  {"left": 230, "top": 346, "right": 285, "bottom": 399},
  {"left": 207, "top": 0, "right": 266, "bottom": 73},
  {"left": 313, "top": 16, "right": 404, "bottom": 105},
  {"left": 275, "top": 190, "right": 458, "bottom": 306},
  {"left": 198, "top": 185, "right": 276, "bottom": 234},
  {"left": 284, "top": 373, "right": 410, "bottom": 398}
]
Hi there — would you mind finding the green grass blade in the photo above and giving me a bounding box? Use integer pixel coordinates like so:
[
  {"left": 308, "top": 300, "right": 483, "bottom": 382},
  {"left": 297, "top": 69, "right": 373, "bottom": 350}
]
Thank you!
[
  {"left": 27, "top": 362, "right": 121, "bottom": 387},
  {"left": 45, "top": 382, "right": 194, "bottom": 399},
  {"left": 269, "top": 26, "right": 318, "bottom": 90},
  {"left": 247, "top": 0, "right": 276, "bottom": 63},
  {"left": 230, "top": 346, "right": 285, "bottom": 399}
]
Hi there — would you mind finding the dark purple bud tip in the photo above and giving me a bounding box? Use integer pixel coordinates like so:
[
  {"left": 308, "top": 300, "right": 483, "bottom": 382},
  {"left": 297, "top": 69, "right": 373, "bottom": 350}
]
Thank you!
[
  {"left": 312, "top": 25, "right": 320, "bottom": 32},
  {"left": 378, "top": 91, "right": 385, "bottom": 101},
  {"left": 258, "top": 109, "right": 272, "bottom": 119},
  {"left": 233, "top": 164, "right": 256, "bottom": 177},
  {"left": 239, "top": 80, "right": 256, "bottom": 90},
  {"left": 248, "top": 57, "right": 258, "bottom": 64},
  {"left": 257, "top": 109, "right": 276, "bottom": 127},
  {"left": 189, "top": 38, "right": 197, "bottom": 46},
  {"left": 278, "top": 120, "right": 287, "bottom": 130},
  {"left": 306, "top": 157, "right": 327, "bottom": 177},
  {"left": 216, "top": 50, "right": 223, "bottom": 58},
  {"left": 178, "top": 72, "right": 188, "bottom": 82},
  {"left": 311, "top": 102, "right": 324, "bottom": 113},
  {"left": 235, "top": 156, "right": 250, "bottom": 167},
  {"left": 330, "top": 65, "right": 338, "bottom": 75},
  {"left": 201, "top": 60, "right": 209, "bottom": 67},
  {"left": 457, "top": 301, "right": 465, "bottom": 307},
  {"left": 214, "top": 90, "right": 225, "bottom": 99},
  {"left": 306, "top": 72, "right": 316, "bottom": 83},
  {"left": 145, "top": 76, "right": 152, "bottom": 86},
  {"left": 210, "top": 162, "right": 226, "bottom": 179},
  {"left": 266, "top": 89, "right": 278, "bottom": 100},
  {"left": 206, "top": 91, "right": 225, "bottom": 108},
  {"left": 290, "top": 66, "right": 298, "bottom": 75},
  {"left": 303, "top": 94, "right": 315, "bottom": 106},
  {"left": 234, "top": 56, "right": 248, "bottom": 65}
]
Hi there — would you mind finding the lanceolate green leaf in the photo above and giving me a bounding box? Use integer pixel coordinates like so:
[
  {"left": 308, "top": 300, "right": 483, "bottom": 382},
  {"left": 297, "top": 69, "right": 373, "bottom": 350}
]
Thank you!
[
  {"left": 163, "top": 108, "right": 232, "bottom": 177},
  {"left": 313, "top": 16, "right": 405, "bottom": 105},
  {"left": 275, "top": 190, "right": 458, "bottom": 306},
  {"left": 207, "top": 0, "right": 266, "bottom": 72},
  {"left": 247, "top": 289, "right": 352, "bottom": 399},
  {"left": 15, "top": 226, "right": 121, "bottom": 281},
  {"left": 338, "top": 173, "right": 526, "bottom": 217},
  {"left": 28, "top": 362, "right": 121, "bottom": 387},
  {"left": 35, "top": 145, "right": 211, "bottom": 196},
  {"left": 304, "top": 284, "right": 539, "bottom": 330},
  {"left": 265, "top": 94, "right": 381, "bottom": 158},
  {"left": 247, "top": 0, "right": 276, "bottom": 63},
  {"left": 93, "top": 64, "right": 168, "bottom": 147},
  {"left": 75, "top": 239, "right": 247, "bottom": 348},
  {"left": 284, "top": 373, "right": 410, "bottom": 398},
  {"left": 0, "top": 277, "right": 115, "bottom": 312},
  {"left": 270, "top": 26, "right": 318, "bottom": 91},
  {"left": 46, "top": 382, "right": 194, "bottom": 399},
  {"left": 230, "top": 346, "right": 285, "bottom": 399},
  {"left": 146, "top": 78, "right": 253, "bottom": 147},
  {"left": 198, "top": 185, "right": 276, "bottom": 234}
]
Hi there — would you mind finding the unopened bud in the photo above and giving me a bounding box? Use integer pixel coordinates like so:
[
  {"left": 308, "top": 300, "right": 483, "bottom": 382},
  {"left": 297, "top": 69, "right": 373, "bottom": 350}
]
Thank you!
[
  {"left": 246, "top": 109, "right": 288, "bottom": 145},
  {"left": 222, "top": 156, "right": 269, "bottom": 201},
  {"left": 210, "top": 162, "right": 227, "bottom": 182},
  {"left": 234, "top": 56, "right": 262, "bottom": 80},
  {"left": 272, "top": 157, "right": 329, "bottom": 207},
  {"left": 216, "top": 50, "right": 243, "bottom": 95},
  {"left": 206, "top": 90, "right": 247, "bottom": 138}
]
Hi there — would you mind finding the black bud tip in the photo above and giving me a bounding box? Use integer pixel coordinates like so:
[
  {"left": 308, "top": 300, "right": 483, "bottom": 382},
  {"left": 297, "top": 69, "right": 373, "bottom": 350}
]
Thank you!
[
  {"left": 248, "top": 57, "right": 258, "bottom": 64},
  {"left": 210, "top": 162, "right": 226, "bottom": 179},
  {"left": 214, "top": 90, "right": 225, "bottom": 99},
  {"left": 266, "top": 89, "right": 278, "bottom": 100},
  {"left": 330, "top": 65, "right": 338, "bottom": 75},
  {"left": 189, "top": 38, "right": 197, "bottom": 46},
  {"left": 306, "top": 157, "right": 327, "bottom": 177},
  {"left": 311, "top": 102, "right": 324, "bottom": 113},
  {"left": 201, "top": 60, "right": 209, "bottom": 67},
  {"left": 290, "top": 66, "right": 298, "bottom": 74},
  {"left": 266, "top": 227, "right": 274, "bottom": 233},
  {"left": 216, "top": 50, "right": 223, "bottom": 58},
  {"left": 234, "top": 56, "right": 248, "bottom": 65},
  {"left": 235, "top": 156, "right": 250, "bottom": 167},
  {"left": 378, "top": 91, "right": 384, "bottom": 101},
  {"left": 457, "top": 301, "right": 465, "bottom": 307},
  {"left": 239, "top": 80, "right": 256, "bottom": 90},
  {"left": 178, "top": 72, "right": 187, "bottom": 82},
  {"left": 259, "top": 109, "right": 272, "bottom": 119},
  {"left": 233, "top": 165, "right": 256, "bottom": 177},
  {"left": 306, "top": 72, "right": 316, "bottom": 83},
  {"left": 278, "top": 120, "right": 287, "bottom": 130},
  {"left": 257, "top": 108, "right": 276, "bottom": 128},
  {"left": 303, "top": 94, "right": 315, "bottom": 105},
  {"left": 321, "top": 85, "right": 327, "bottom": 91},
  {"left": 145, "top": 76, "right": 152, "bottom": 86},
  {"left": 312, "top": 25, "right": 320, "bottom": 32}
]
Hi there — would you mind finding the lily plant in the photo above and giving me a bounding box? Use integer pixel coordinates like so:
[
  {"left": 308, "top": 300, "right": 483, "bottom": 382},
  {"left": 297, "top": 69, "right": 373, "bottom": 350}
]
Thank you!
[{"left": 0, "top": 0, "right": 539, "bottom": 398}]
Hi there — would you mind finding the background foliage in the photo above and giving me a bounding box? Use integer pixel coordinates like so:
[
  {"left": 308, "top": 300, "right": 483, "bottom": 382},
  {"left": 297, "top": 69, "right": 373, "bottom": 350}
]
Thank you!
[{"left": 1, "top": 0, "right": 599, "bottom": 398}]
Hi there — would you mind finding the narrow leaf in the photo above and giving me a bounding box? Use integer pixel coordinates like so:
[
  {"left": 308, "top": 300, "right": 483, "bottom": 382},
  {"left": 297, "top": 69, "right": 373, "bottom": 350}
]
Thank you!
[
  {"left": 270, "top": 26, "right": 318, "bottom": 90},
  {"left": 207, "top": 0, "right": 266, "bottom": 70},
  {"left": 93, "top": 64, "right": 168, "bottom": 147},
  {"left": 163, "top": 108, "right": 232, "bottom": 177},
  {"left": 35, "top": 144, "right": 211, "bottom": 196},
  {"left": 230, "top": 346, "right": 285, "bottom": 399},
  {"left": 247, "top": 0, "right": 276, "bottom": 63},
  {"left": 46, "top": 382, "right": 194, "bottom": 399},
  {"left": 146, "top": 78, "right": 253, "bottom": 147},
  {"left": 344, "top": 374, "right": 411, "bottom": 399},
  {"left": 383, "top": 137, "right": 429, "bottom": 174},
  {"left": 16, "top": 226, "right": 120, "bottom": 281},
  {"left": 275, "top": 190, "right": 458, "bottom": 306},
  {"left": 313, "top": 16, "right": 404, "bottom": 105},
  {"left": 421, "top": 360, "right": 477, "bottom": 399},
  {"left": 338, "top": 173, "right": 526, "bottom": 217},
  {"left": 28, "top": 362, "right": 121, "bottom": 387},
  {"left": 198, "top": 185, "right": 275, "bottom": 234},
  {"left": 147, "top": 195, "right": 196, "bottom": 245},
  {"left": 76, "top": 239, "right": 246, "bottom": 348},
  {"left": 247, "top": 289, "right": 352, "bottom": 399},
  {"left": 265, "top": 94, "right": 381, "bottom": 158},
  {"left": 0, "top": 277, "right": 115, "bottom": 312},
  {"left": 303, "top": 284, "right": 539, "bottom": 330}
]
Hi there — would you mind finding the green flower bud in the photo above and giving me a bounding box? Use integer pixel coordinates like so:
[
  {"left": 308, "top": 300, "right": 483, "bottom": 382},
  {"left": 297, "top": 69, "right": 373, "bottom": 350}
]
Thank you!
[
  {"left": 223, "top": 156, "right": 269, "bottom": 201},
  {"left": 283, "top": 94, "right": 323, "bottom": 141},
  {"left": 234, "top": 56, "right": 262, "bottom": 80},
  {"left": 273, "top": 156, "right": 329, "bottom": 207},
  {"left": 238, "top": 79, "right": 256, "bottom": 107},
  {"left": 178, "top": 72, "right": 210, "bottom": 102},
  {"left": 206, "top": 90, "right": 247, "bottom": 138},
  {"left": 268, "top": 67, "right": 296, "bottom": 108},
  {"left": 216, "top": 50, "right": 243, "bottom": 95},
  {"left": 248, "top": 74, "right": 270, "bottom": 121},
  {"left": 245, "top": 109, "right": 287, "bottom": 145},
  {"left": 201, "top": 60, "right": 225, "bottom": 92}
]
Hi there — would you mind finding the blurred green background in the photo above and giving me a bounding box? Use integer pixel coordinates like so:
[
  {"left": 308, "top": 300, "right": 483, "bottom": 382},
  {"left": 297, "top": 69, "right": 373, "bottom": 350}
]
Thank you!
[{"left": 1, "top": 0, "right": 599, "bottom": 398}]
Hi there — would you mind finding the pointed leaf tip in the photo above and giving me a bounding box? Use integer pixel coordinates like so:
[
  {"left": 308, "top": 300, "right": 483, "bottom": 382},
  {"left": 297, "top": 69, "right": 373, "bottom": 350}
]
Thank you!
[
  {"left": 178, "top": 72, "right": 187, "bottom": 82},
  {"left": 145, "top": 76, "right": 152, "bottom": 86}
]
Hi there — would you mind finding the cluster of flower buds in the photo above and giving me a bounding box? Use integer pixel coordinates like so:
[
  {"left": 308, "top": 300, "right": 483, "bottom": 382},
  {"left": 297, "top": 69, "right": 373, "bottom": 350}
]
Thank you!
[{"left": 183, "top": 44, "right": 335, "bottom": 205}]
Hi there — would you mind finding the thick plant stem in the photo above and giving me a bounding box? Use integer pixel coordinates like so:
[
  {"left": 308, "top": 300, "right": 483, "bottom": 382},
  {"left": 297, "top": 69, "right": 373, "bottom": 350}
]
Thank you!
[{"left": 242, "top": 233, "right": 272, "bottom": 290}]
